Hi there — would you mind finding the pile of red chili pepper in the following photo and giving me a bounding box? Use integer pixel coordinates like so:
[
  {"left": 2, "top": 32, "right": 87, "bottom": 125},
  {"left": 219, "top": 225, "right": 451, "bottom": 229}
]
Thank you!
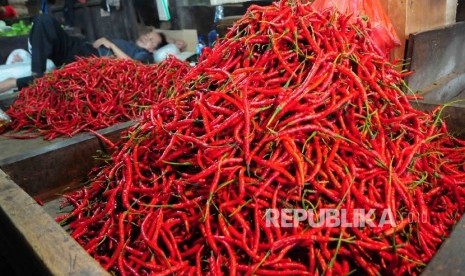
[
  {"left": 57, "top": 1, "right": 465, "bottom": 275},
  {"left": 5, "top": 56, "right": 188, "bottom": 140}
]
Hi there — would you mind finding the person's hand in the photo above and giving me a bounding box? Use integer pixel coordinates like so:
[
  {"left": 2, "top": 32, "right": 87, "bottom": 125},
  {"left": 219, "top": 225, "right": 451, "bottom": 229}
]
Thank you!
[
  {"left": 93, "top": 37, "right": 113, "bottom": 49},
  {"left": 77, "top": 0, "right": 87, "bottom": 3},
  {"left": 175, "top": 40, "right": 187, "bottom": 51}
]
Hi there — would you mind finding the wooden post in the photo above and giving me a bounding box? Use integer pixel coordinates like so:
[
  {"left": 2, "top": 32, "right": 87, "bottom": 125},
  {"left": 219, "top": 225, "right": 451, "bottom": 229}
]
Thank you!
[{"left": 380, "top": 0, "right": 458, "bottom": 61}]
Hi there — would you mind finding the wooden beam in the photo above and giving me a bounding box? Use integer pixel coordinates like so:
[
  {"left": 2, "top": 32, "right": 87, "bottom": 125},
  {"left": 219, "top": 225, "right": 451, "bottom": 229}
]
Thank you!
[
  {"left": 446, "top": 0, "right": 458, "bottom": 23},
  {"left": 382, "top": 0, "right": 408, "bottom": 60},
  {"left": 0, "top": 121, "right": 134, "bottom": 201},
  {"left": 0, "top": 169, "right": 109, "bottom": 275},
  {"left": 411, "top": 101, "right": 465, "bottom": 138},
  {"left": 405, "top": 21, "right": 465, "bottom": 97},
  {"left": 422, "top": 212, "right": 465, "bottom": 275}
]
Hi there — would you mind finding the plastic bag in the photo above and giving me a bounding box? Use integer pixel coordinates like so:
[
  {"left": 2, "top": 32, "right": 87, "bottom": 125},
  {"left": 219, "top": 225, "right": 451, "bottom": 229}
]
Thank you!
[
  {"left": 6, "top": 49, "right": 32, "bottom": 65},
  {"left": 0, "top": 108, "right": 11, "bottom": 134},
  {"left": 311, "top": 0, "right": 401, "bottom": 55}
]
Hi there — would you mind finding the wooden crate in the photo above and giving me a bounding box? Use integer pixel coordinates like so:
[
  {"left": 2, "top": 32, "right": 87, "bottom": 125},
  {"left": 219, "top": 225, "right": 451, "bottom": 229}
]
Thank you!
[
  {"left": 0, "top": 3, "right": 464, "bottom": 272},
  {"left": 0, "top": 122, "right": 133, "bottom": 275}
]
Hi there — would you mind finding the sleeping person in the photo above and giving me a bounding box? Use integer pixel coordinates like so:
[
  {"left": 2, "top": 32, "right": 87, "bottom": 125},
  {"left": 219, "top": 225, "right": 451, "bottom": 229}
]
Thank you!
[{"left": 0, "top": 12, "right": 186, "bottom": 94}]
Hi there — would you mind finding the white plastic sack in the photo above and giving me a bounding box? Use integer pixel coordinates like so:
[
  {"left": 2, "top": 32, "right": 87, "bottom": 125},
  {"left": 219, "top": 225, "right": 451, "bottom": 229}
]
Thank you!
[
  {"left": 153, "top": 44, "right": 194, "bottom": 63},
  {"left": 6, "top": 49, "right": 32, "bottom": 65},
  {"left": 0, "top": 60, "right": 56, "bottom": 82}
]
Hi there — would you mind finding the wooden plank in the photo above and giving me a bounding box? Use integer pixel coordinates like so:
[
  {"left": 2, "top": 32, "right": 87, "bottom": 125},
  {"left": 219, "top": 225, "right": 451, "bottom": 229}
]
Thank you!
[
  {"left": 380, "top": 0, "right": 457, "bottom": 61},
  {"left": 0, "top": 121, "right": 134, "bottom": 200},
  {"left": 0, "top": 169, "right": 109, "bottom": 276},
  {"left": 0, "top": 121, "right": 134, "bottom": 274},
  {"left": 413, "top": 72, "right": 465, "bottom": 103},
  {"left": 405, "top": 1, "right": 454, "bottom": 34},
  {"left": 422, "top": 215, "right": 465, "bottom": 275},
  {"left": 446, "top": 0, "right": 458, "bottom": 23},
  {"left": 411, "top": 101, "right": 465, "bottom": 138},
  {"left": 380, "top": 0, "right": 408, "bottom": 60},
  {"left": 405, "top": 21, "right": 465, "bottom": 98},
  {"left": 0, "top": 134, "right": 67, "bottom": 162},
  {"left": 0, "top": 91, "right": 18, "bottom": 110}
]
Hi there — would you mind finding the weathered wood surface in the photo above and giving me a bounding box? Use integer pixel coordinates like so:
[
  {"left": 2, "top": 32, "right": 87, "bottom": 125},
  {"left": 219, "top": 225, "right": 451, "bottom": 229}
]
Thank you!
[
  {"left": 0, "top": 122, "right": 136, "bottom": 274},
  {"left": 422, "top": 215, "right": 465, "bottom": 275},
  {"left": 0, "top": 91, "right": 18, "bottom": 110},
  {"left": 411, "top": 101, "right": 465, "bottom": 139},
  {"left": 380, "top": 0, "right": 457, "bottom": 61},
  {"left": 405, "top": 21, "right": 465, "bottom": 100},
  {"left": 0, "top": 121, "right": 134, "bottom": 200},
  {"left": 0, "top": 169, "right": 109, "bottom": 276}
]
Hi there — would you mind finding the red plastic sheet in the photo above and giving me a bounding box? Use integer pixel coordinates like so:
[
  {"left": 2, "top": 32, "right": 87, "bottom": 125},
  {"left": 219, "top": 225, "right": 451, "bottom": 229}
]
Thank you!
[{"left": 312, "top": 0, "right": 401, "bottom": 55}]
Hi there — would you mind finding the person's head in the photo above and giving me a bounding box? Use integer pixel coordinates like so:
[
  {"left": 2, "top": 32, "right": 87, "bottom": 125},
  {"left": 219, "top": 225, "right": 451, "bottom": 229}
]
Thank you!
[{"left": 136, "top": 26, "right": 162, "bottom": 53}]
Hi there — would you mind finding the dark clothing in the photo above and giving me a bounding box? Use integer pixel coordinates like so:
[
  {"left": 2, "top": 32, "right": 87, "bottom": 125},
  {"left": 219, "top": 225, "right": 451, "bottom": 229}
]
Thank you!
[
  {"left": 16, "top": 76, "right": 34, "bottom": 91},
  {"left": 29, "top": 13, "right": 97, "bottom": 77},
  {"left": 17, "top": 13, "right": 96, "bottom": 90},
  {"left": 105, "top": 39, "right": 154, "bottom": 64},
  {"left": 63, "top": 0, "right": 77, "bottom": 27},
  {"left": 158, "top": 33, "right": 168, "bottom": 49},
  {"left": 16, "top": 13, "right": 153, "bottom": 90}
]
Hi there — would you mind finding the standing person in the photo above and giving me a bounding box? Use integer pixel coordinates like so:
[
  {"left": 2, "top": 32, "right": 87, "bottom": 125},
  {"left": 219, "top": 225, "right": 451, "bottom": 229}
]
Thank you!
[{"left": 0, "top": 13, "right": 186, "bottom": 94}]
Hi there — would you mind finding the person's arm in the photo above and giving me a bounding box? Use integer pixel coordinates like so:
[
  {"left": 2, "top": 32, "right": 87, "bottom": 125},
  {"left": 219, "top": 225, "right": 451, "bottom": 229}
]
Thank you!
[
  {"left": 0, "top": 75, "right": 37, "bottom": 94},
  {"left": 0, "top": 78, "right": 17, "bottom": 94},
  {"left": 164, "top": 35, "right": 187, "bottom": 51},
  {"left": 92, "top": 37, "right": 131, "bottom": 60}
]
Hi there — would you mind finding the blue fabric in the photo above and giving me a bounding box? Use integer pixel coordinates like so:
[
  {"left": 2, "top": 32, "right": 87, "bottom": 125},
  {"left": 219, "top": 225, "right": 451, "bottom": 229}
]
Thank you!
[
  {"left": 41, "top": 0, "right": 48, "bottom": 13},
  {"left": 110, "top": 38, "right": 153, "bottom": 64}
]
